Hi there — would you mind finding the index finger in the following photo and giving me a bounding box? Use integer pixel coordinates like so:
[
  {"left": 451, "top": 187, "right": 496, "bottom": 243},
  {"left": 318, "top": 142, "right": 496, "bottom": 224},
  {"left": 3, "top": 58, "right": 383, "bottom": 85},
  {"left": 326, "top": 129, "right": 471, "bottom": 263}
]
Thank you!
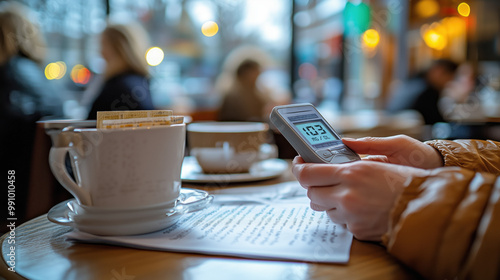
[{"left": 342, "top": 137, "right": 398, "bottom": 157}]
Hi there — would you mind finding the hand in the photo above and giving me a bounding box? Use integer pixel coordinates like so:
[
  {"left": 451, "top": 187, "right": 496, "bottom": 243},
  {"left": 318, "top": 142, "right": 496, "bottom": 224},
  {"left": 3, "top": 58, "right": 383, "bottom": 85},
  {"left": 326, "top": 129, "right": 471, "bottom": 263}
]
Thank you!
[
  {"left": 292, "top": 156, "right": 428, "bottom": 241},
  {"left": 342, "top": 135, "right": 443, "bottom": 169}
]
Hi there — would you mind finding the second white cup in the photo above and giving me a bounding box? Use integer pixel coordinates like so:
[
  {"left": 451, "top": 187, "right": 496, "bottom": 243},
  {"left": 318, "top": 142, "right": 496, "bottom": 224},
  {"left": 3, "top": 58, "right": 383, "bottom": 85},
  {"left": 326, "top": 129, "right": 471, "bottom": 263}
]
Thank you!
[{"left": 187, "top": 122, "right": 271, "bottom": 173}]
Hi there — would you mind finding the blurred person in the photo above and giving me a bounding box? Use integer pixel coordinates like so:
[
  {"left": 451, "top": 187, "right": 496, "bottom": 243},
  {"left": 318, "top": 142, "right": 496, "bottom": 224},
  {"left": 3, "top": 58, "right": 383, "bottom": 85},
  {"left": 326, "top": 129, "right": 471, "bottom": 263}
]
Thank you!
[
  {"left": 439, "top": 63, "right": 483, "bottom": 121},
  {"left": 0, "top": 2, "right": 62, "bottom": 227},
  {"left": 215, "top": 46, "right": 295, "bottom": 157},
  {"left": 293, "top": 135, "right": 500, "bottom": 279},
  {"left": 216, "top": 46, "right": 289, "bottom": 122},
  {"left": 218, "top": 59, "right": 267, "bottom": 122},
  {"left": 86, "top": 23, "right": 153, "bottom": 120},
  {"left": 442, "top": 63, "right": 476, "bottom": 104},
  {"left": 387, "top": 59, "right": 458, "bottom": 124}
]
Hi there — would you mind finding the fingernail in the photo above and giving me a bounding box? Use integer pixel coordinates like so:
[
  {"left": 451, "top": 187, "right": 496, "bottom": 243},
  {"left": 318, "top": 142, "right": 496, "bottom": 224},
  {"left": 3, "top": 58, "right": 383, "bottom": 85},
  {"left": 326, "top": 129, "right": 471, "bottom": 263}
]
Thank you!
[{"left": 342, "top": 138, "right": 356, "bottom": 141}]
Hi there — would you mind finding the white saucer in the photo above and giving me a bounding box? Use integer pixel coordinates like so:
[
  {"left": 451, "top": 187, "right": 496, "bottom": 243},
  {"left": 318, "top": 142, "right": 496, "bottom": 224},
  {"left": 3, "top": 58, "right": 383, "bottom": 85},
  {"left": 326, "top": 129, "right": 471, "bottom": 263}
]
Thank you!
[
  {"left": 181, "top": 156, "right": 289, "bottom": 184},
  {"left": 47, "top": 188, "right": 213, "bottom": 236}
]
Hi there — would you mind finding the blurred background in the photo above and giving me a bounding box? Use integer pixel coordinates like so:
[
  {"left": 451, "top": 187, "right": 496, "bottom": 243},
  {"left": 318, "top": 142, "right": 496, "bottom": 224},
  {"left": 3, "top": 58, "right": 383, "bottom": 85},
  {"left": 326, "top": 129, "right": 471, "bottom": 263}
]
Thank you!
[{"left": 4, "top": 0, "right": 500, "bottom": 139}]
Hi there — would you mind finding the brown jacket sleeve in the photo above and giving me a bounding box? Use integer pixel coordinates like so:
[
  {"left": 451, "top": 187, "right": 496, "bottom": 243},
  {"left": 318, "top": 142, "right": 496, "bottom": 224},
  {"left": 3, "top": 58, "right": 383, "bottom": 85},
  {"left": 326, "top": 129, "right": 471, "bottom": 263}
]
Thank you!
[
  {"left": 383, "top": 169, "right": 500, "bottom": 279},
  {"left": 383, "top": 140, "right": 500, "bottom": 280},
  {"left": 425, "top": 139, "right": 500, "bottom": 174}
]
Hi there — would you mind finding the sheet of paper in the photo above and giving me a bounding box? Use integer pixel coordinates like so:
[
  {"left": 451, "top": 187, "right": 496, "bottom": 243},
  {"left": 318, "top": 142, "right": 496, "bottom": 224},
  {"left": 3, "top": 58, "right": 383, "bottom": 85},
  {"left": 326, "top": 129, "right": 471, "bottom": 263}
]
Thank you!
[
  {"left": 211, "top": 181, "right": 310, "bottom": 205},
  {"left": 66, "top": 203, "right": 353, "bottom": 263}
]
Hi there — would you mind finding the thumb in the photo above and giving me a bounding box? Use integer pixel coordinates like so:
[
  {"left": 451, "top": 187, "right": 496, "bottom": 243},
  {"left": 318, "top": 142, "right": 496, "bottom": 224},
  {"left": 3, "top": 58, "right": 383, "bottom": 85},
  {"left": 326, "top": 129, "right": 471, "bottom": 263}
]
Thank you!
[{"left": 342, "top": 137, "right": 396, "bottom": 156}]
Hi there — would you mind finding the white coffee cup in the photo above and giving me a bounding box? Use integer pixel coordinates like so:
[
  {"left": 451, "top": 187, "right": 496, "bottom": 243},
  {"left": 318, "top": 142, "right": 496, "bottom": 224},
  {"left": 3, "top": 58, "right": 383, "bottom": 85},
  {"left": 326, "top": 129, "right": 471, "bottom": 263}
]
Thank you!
[
  {"left": 49, "top": 124, "right": 185, "bottom": 209},
  {"left": 187, "top": 122, "right": 273, "bottom": 173}
]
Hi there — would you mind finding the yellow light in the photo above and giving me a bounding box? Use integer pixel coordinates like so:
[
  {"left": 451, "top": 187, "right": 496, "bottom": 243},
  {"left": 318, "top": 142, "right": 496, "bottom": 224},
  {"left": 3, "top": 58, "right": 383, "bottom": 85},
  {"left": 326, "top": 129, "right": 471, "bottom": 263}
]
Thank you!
[
  {"left": 45, "top": 61, "right": 66, "bottom": 80},
  {"left": 441, "top": 17, "right": 465, "bottom": 37},
  {"left": 201, "top": 21, "right": 219, "bottom": 37},
  {"left": 415, "top": 0, "right": 440, "bottom": 18},
  {"left": 45, "top": 63, "right": 56, "bottom": 80},
  {"left": 457, "top": 2, "right": 470, "bottom": 17},
  {"left": 422, "top": 23, "right": 448, "bottom": 50},
  {"left": 145, "top": 47, "right": 164, "bottom": 67},
  {"left": 362, "top": 29, "right": 380, "bottom": 48},
  {"left": 55, "top": 61, "right": 66, "bottom": 79}
]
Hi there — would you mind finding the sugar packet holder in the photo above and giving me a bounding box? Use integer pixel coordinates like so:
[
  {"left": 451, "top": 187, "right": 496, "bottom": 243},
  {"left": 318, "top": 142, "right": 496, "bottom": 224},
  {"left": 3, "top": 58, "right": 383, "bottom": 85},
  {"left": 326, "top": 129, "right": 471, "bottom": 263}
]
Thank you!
[{"left": 102, "top": 116, "right": 184, "bottom": 129}]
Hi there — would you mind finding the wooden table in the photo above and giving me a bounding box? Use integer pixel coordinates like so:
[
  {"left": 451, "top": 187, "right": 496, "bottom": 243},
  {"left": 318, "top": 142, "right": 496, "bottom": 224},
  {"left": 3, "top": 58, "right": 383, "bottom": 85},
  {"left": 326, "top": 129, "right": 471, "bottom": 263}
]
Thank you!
[{"left": 1, "top": 174, "right": 423, "bottom": 280}]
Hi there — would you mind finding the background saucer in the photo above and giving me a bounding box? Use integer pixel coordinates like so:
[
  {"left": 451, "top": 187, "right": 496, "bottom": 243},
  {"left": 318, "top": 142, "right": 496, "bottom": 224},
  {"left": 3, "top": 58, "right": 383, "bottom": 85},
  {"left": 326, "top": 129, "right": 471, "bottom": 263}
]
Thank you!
[{"left": 181, "top": 156, "right": 289, "bottom": 184}]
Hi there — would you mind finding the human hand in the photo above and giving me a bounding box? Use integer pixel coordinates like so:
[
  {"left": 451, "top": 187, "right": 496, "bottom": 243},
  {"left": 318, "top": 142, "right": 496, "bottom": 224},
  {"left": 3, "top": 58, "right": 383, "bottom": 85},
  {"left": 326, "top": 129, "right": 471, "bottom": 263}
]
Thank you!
[
  {"left": 342, "top": 135, "right": 443, "bottom": 169},
  {"left": 292, "top": 156, "right": 428, "bottom": 241}
]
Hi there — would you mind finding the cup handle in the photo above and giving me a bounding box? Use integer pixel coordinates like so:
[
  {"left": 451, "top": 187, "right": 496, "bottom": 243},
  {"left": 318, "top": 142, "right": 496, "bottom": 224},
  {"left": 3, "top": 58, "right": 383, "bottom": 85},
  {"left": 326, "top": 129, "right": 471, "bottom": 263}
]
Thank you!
[{"left": 49, "top": 147, "right": 92, "bottom": 206}]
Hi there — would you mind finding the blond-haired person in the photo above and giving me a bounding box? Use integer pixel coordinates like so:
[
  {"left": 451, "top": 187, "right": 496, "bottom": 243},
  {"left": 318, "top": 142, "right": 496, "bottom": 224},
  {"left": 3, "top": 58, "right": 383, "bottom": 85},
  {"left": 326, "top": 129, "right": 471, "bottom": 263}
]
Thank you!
[
  {"left": 87, "top": 23, "right": 153, "bottom": 119},
  {"left": 0, "top": 3, "right": 62, "bottom": 226}
]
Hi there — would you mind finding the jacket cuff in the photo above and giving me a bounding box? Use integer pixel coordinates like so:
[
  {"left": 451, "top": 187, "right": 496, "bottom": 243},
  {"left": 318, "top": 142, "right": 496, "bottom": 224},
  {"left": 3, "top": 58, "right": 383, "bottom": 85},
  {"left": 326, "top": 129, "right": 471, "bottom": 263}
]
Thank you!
[{"left": 424, "top": 140, "right": 459, "bottom": 167}]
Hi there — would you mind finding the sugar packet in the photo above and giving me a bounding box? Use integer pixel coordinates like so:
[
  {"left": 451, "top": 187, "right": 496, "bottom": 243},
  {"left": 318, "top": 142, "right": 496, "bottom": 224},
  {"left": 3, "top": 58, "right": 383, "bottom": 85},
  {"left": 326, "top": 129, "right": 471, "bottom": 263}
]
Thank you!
[
  {"left": 96, "top": 110, "right": 174, "bottom": 129},
  {"left": 102, "top": 116, "right": 184, "bottom": 129}
]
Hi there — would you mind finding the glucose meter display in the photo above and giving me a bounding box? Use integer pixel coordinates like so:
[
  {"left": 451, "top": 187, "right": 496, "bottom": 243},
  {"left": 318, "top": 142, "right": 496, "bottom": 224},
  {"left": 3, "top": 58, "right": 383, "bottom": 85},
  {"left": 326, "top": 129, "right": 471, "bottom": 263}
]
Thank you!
[{"left": 295, "top": 121, "right": 338, "bottom": 145}]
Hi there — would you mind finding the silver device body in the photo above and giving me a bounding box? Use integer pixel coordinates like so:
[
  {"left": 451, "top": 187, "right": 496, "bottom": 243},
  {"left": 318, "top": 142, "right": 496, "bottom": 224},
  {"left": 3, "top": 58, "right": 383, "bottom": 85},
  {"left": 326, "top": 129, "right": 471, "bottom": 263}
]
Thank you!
[{"left": 270, "top": 103, "right": 360, "bottom": 164}]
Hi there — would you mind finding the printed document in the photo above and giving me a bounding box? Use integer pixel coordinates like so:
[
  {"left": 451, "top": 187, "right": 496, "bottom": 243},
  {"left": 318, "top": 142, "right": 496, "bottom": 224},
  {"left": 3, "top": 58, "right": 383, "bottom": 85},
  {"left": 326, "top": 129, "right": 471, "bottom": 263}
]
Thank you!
[{"left": 67, "top": 202, "right": 353, "bottom": 263}]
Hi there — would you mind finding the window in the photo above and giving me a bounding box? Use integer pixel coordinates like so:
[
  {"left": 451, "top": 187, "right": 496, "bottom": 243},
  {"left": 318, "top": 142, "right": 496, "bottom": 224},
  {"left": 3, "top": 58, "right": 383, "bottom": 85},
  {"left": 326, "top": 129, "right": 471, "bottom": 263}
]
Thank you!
[{"left": 17, "top": 0, "right": 292, "bottom": 117}]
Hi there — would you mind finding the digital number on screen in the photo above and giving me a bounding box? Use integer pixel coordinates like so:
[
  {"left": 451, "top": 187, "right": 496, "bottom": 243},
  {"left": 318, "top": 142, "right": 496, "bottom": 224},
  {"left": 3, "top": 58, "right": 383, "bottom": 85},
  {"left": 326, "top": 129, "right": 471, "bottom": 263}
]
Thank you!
[{"left": 294, "top": 121, "right": 338, "bottom": 145}]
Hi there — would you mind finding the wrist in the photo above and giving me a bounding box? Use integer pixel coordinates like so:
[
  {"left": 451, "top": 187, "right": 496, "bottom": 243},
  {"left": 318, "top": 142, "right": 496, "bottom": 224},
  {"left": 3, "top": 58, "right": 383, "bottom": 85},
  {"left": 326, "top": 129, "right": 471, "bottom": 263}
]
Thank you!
[{"left": 423, "top": 141, "right": 445, "bottom": 169}]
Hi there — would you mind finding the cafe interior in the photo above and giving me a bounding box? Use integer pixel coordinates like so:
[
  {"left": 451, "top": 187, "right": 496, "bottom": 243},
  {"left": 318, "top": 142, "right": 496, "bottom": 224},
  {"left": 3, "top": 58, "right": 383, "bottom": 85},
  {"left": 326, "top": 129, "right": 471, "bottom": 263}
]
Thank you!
[{"left": 2, "top": 0, "right": 500, "bottom": 279}]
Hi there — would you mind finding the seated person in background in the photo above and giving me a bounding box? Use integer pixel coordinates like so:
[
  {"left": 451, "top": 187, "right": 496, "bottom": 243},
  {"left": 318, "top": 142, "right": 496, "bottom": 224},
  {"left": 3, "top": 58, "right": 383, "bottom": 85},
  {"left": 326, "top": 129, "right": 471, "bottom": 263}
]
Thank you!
[
  {"left": 87, "top": 23, "right": 153, "bottom": 120},
  {"left": 442, "top": 63, "right": 476, "bottom": 104},
  {"left": 218, "top": 59, "right": 267, "bottom": 122},
  {"left": 0, "top": 3, "right": 63, "bottom": 226},
  {"left": 439, "top": 63, "right": 480, "bottom": 119},
  {"left": 292, "top": 135, "right": 500, "bottom": 279},
  {"left": 387, "top": 59, "right": 458, "bottom": 124}
]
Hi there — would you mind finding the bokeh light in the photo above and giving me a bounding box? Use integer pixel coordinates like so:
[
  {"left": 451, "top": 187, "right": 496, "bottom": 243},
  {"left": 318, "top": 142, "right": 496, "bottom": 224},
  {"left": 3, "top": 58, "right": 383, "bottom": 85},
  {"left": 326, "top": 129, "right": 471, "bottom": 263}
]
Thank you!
[
  {"left": 362, "top": 29, "right": 380, "bottom": 48},
  {"left": 201, "top": 21, "right": 219, "bottom": 37},
  {"left": 343, "top": 2, "right": 371, "bottom": 36},
  {"left": 457, "top": 2, "right": 470, "bottom": 17},
  {"left": 44, "top": 61, "right": 67, "bottom": 80},
  {"left": 441, "top": 17, "right": 466, "bottom": 37},
  {"left": 422, "top": 23, "right": 448, "bottom": 50},
  {"left": 420, "top": 24, "right": 430, "bottom": 37},
  {"left": 71, "top": 64, "right": 91, "bottom": 85},
  {"left": 415, "top": 0, "right": 440, "bottom": 18},
  {"left": 298, "top": 63, "right": 317, "bottom": 80},
  {"left": 145, "top": 47, "right": 164, "bottom": 67}
]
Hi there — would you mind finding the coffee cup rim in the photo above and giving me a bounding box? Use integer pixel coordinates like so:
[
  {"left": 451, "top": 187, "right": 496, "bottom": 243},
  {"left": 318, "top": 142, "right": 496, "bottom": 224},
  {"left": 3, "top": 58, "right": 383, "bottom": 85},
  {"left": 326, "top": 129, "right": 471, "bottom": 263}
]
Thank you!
[
  {"left": 187, "top": 122, "right": 268, "bottom": 133},
  {"left": 72, "top": 123, "right": 185, "bottom": 133}
]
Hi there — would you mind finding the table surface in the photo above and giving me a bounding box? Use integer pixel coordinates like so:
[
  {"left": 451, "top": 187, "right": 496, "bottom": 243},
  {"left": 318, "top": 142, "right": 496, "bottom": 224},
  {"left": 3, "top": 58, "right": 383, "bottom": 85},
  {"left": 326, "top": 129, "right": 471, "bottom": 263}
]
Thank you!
[{"left": 1, "top": 172, "right": 422, "bottom": 280}]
